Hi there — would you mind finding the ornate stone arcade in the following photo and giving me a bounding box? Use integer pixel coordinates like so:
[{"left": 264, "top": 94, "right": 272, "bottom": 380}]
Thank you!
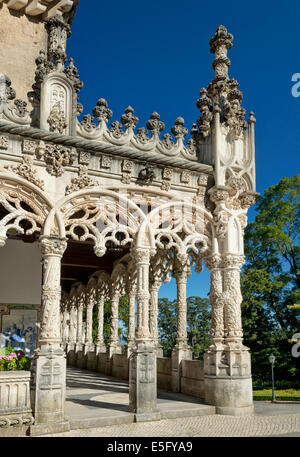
[{"left": 0, "top": 0, "right": 257, "bottom": 434}]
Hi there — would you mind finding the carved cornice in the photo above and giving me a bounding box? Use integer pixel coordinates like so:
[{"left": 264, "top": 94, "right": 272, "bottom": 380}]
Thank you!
[{"left": 0, "top": 120, "right": 214, "bottom": 175}]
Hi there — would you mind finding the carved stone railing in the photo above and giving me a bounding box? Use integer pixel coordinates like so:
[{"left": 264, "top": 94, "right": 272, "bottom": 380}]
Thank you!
[{"left": 0, "top": 371, "right": 34, "bottom": 435}]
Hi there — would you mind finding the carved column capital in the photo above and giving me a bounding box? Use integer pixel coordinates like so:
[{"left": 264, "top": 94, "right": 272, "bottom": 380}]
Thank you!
[
  {"left": 39, "top": 236, "right": 67, "bottom": 257},
  {"left": 221, "top": 253, "right": 245, "bottom": 270}
]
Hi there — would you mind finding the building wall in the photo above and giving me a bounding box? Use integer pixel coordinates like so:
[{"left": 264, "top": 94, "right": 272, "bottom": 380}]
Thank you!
[
  {"left": 0, "top": 239, "right": 42, "bottom": 305},
  {"left": 0, "top": 3, "right": 47, "bottom": 104},
  {"left": 181, "top": 359, "right": 205, "bottom": 398}
]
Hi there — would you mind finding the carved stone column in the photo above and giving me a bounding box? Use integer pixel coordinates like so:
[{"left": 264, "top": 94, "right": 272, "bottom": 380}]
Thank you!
[
  {"left": 30, "top": 236, "right": 70, "bottom": 434},
  {"left": 126, "top": 288, "right": 136, "bottom": 357},
  {"left": 67, "top": 297, "right": 77, "bottom": 366},
  {"left": 85, "top": 287, "right": 97, "bottom": 371},
  {"left": 96, "top": 294, "right": 106, "bottom": 354},
  {"left": 129, "top": 247, "right": 159, "bottom": 422},
  {"left": 108, "top": 292, "right": 122, "bottom": 358},
  {"left": 171, "top": 259, "right": 192, "bottom": 393},
  {"left": 75, "top": 287, "right": 85, "bottom": 369},
  {"left": 76, "top": 299, "right": 84, "bottom": 352},
  {"left": 149, "top": 279, "right": 163, "bottom": 357},
  {"left": 203, "top": 251, "right": 253, "bottom": 415},
  {"left": 61, "top": 301, "right": 69, "bottom": 350},
  {"left": 85, "top": 292, "right": 94, "bottom": 351}
]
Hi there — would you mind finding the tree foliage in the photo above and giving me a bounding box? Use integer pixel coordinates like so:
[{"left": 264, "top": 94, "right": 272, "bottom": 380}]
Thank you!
[
  {"left": 158, "top": 296, "right": 211, "bottom": 358},
  {"left": 241, "top": 175, "right": 300, "bottom": 382}
]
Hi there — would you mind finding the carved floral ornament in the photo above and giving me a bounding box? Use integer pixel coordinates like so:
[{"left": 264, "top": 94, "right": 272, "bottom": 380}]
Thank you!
[
  {"left": 36, "top": 142, "right": 74, "bottom": 176},
  {"left": 65, "top": 165, "right": 98, "bottom": 195},
  {"left": 5, "top": 155, "right": 45, "bottom": 190}
]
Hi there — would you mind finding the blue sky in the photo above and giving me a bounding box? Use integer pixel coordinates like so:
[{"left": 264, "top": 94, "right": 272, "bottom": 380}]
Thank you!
[{"left": 68, "top": 0, "right": 299, "bottom": 300}]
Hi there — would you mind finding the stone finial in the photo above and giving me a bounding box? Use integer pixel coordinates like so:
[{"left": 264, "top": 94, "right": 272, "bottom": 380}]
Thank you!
[
  {"left": 196, "top": 88, "right": 213, "bottom": 138},
  {"left": 248, "top": 111, "right": 256, "bottom": 124},
  {"left": 146, "top": 112, "right": 165, "bottom": 136},
  {"left": 171, "top": 117, "right": 188, "bottom": 140},
  {"left": 46, "top": 13, "right": 71, "bottom": 57},
  {"left": 0, "top": 74, "right": 16, "bottom": 103},
  {"left": 92, "top": 98, "right": 113, "bottom": 123},
  {"left": 121, "top": 106, "right": 139, "bottom": 130},
  {"left": 64, "top": 58, "right": 83, "bottom": 93},
  {"left": 209, "top": 25, "right": 233, "bottom": 79}
]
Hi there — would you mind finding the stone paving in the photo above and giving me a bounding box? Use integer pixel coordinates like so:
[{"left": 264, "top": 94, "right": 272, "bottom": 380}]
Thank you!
[
  {"left": 47, "top": 412, "right": 300, "bottom": 437},
  {"left": 44, "top": 368, "right": 300, "bottom": 437}
]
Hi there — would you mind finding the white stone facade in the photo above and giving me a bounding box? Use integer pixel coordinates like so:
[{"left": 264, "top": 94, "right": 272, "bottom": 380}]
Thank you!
[{"left": 0, "top": 5, "right": 258, "bottom": 434}]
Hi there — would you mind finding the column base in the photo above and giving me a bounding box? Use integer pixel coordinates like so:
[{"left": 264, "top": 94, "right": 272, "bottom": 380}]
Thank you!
[
  {"left": 134, "top": 411, "right": 161, "bottom": 422},
  {"left": 29, "top": 420, "right": 70, "bottom": 436},
  {"left": 66, "top": 343, "right": 76, "bottom": 366},
  {"left": 129, "top": 341, "right": 157, "bottom": 415},
  {"left": 96, "top": 343, "right": 107, "bottom": 355},
  {"left": 85, "top": 346, "right": 97, "bottom": 372},
  {"left": 215, "top": 404, "right": 254, "bottom": 416},
  {"left": 105, "top": 343, "right": 122, "bottom": 375},
  {"left": 107, "top": 343, "right": 122, "bottom": 358},
  {"left": 125, "top": 343, "right": 135, "bottom": 358},
  {"left": 203, "top": 344, "right": 253, "bottom": 415},
  {"left": 30, "top": 347, "right": 67, "bottom": 426},
  {"left": 171, "top": 344, "right": 192, "bottom": 393},
  {"left": 155, "top": 344, "right": 164, "bottom": 358}
]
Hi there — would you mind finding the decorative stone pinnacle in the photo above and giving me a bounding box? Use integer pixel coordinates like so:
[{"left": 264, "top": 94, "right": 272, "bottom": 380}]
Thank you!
[
  {"left": 209, "top": 25, "right": 233, "bottom": 79},
  {"left": 46, "top": 14, "right": 71, "bottom": 58},
  {"left": 248, "top": 111, "right": 256, "bottom": 124},
  {"left": 92, "top": 98, "right": 113, "bottom": 123},
  {"left": 121, "top": 106, "right": 139, "bottom": 130},
  {"left": 171, "top": 117, "right": 188, "bottom": 140},
  {"left": 146, "top": 112, "right": 165, "bottom": 136}
]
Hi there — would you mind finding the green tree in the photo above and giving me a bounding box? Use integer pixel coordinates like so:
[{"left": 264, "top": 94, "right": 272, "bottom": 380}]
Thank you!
[
  {"left": 187, "top": 296, "right": 211, "bottom": 360},
  {"left": 241, "top": 175, "right": 300, "bottom": 383},
  {"left": 92, "top": 295, "right": 129, "bottom": 348},
  {"left": 157, "top": 296, "right": 211, "bottom": 359},
  {"left": 158, "top": 298, "right": 177, "bottom": 357}
]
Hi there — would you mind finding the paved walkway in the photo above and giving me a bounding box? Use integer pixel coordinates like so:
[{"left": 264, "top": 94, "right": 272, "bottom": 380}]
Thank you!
[{"left": 46, "top": 367, "right": 300, "bottom": 437}]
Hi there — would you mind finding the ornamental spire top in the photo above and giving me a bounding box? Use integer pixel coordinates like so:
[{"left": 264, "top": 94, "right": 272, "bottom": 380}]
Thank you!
[{"left": 209, "top": 25, "right": 233, "bottom": 80}]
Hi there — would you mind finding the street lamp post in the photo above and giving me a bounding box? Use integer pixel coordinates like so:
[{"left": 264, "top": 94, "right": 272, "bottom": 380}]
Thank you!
[{"left": 269, "top": 354, "right": 276, "bottom": 402}]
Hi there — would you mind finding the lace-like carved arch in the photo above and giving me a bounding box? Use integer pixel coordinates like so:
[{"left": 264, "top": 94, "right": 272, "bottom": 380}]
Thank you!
[
  {"left": 60, "top": 191, "right": 149, "bottom": 257},
  {"left": 138, "top": 199, "right": 215, "bottom": 268},
  {"left": 0, "top": 178, "right": 53, "bottom": 245}
]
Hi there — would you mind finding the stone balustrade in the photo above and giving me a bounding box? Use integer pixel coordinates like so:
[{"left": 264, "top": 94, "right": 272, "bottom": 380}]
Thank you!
[{"left": 0, "top": 371, "right": 34, "bottom": 436}]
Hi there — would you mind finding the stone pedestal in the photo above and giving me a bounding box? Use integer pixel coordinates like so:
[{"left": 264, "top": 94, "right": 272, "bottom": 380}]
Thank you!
[
  {"left": 204, "top": 344, "right": 253, "bottom": 415},
  {"left": 155, "top": 343, "right": 164, "bottom": 358},
  {"left": 125, "top": 343, "right": 135, "bottom": 358},
  {"left": 86, "top": 348, "right": 97, "bottom": 372},
  {"left": 171, "top": 344, "right": 192, "bottom": 393},
  {"left": 74, "top": 343, "right": 84, "bottom": 368},
  {"left": 30, "top": 348, "right": 70, "bottom": 434},
  {"left": 66, "top": 343, "right": 76, "bottom": 366},
  {"left": 105, "top": 343, "right": 122, "bottom": 375},
  {"left": 129, "top": 341, "right": 160, "bottom": 422},
  {"left": 96, "top": 343, "right": 107, "bottom": 355}
]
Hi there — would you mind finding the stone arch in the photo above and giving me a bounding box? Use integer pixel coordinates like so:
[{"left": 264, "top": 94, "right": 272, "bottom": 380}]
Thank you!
[
  {"left": 47, "top": 187, "right": 155, "bottom": 256},
  {"left": 137, "top": 199, "right": 216, "bottom": 260},
  {"left": 0, "top": 173, "right": 56, "bottom": 246}
]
